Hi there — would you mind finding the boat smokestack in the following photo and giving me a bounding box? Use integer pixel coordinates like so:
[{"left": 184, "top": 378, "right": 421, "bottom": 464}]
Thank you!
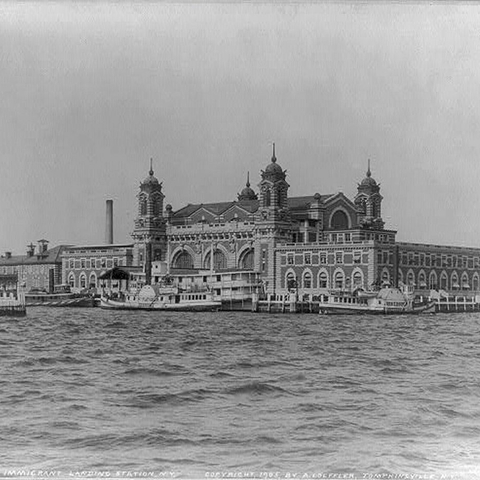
[{"left": 105, "top": 199, "right": 114, "bottom": 245}]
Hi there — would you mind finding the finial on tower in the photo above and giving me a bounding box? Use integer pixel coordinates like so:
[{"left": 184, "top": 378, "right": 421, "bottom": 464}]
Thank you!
[
  {"left": 367, "top": 158, "right": 371, "bottom": 177},
  {"left": 149, "top": 158, "right": 154, "bottom": 176},
  {"left": 271, "top": 142, "right": 276, "bottom": 163},
  {"left": 246, "top": 171, "right": 250, "bottom": 187}
]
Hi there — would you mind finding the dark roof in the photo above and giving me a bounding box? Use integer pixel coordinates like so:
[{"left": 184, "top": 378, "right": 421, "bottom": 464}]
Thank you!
[
  {"left": 172, "top": 195, "right": 334, "bottom": 220},
  {"left": 0, "top": 245, "right": 73, "bottom": 266},
  {"left": 0, "top": 255, "right": 26, "bottom": 266},
  {"left": 98, "top": 266, "right": 143, "bottom": 280},
  {"left": 288, "top": 195, "right": 333, "bottom": 210}
]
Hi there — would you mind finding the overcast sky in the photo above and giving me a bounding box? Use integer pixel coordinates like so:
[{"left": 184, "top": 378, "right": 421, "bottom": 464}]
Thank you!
[{"left": 1, "top": 2, "right": 480, "bottom": 254}]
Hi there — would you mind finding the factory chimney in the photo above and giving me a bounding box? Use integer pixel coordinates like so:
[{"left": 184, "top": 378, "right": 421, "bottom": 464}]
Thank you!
[{"left": 105, "top": 199, "right": 114, "bottom": 244}]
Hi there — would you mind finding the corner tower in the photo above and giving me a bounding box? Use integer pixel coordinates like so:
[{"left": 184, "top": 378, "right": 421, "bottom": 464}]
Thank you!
[
  {"left": 132, "top": 159, "right": 167, "bottom": 284},
  {"left": 254, "top": 144, "right": 292, "bottom": 293},
  {"left": 354, "top": 160, "right": 384, "bottom": 229},
  {"left": 258, "top": 143, "right": 289, "bottom": 217}
]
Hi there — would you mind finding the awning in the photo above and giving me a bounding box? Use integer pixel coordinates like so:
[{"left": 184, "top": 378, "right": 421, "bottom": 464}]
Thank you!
[
  {"left": 98, "top": 266, "right": 142, "bottom": 280},
  {"left": 453, "top": 283, "right": 460, "bottom": 288},
  {"left": 463, "top": 283, "right": 471, "bottom": 289},
  {"left": 419, "top": 281, "right": 427, "bottom": 287}
]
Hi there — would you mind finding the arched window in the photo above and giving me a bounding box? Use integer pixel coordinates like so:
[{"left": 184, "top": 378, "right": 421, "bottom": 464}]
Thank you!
[
  {"left": 303, "top": 271, "right": 312, "bottom": 289},
  {"left": 68, "top": 273, "right": 75, "bottom": 288},
  {"left": 356, "top": 197, "right": 366, "bottom": 214},
  {"left": 398, "top": 269, "right": 404, "bottom": 285},
  {"left": 318, "top": 271, "right": 328, "bottom": 289},
  {"left": 265, "top": 189, "right": 271, "bottom": 207},
  {"left": 140, "top": 196, "right": 147, "bottom": 216},
  {"left": 286, "top": 272, "right": 296, "bottom": 290},
  {"left": 79, "top": 273, "right": 86, "bottom": 289},
  {"left": 89, "top": 273, "right": 97, "bottom": 288},
  {"left": 407, "top": 270, "right": 415, "bottom": 286},
  {"left": 429, "top": 271, "right": 437, "bottom": 290},
  {"left": 239, "top": 249, "right": 254, "bottom": 270},
  {"left": 353, "top": 271, "right": 363, "bottom": 288},
  {"left": 204, "top": 250, "right": 228, "bottom": 270},
  {"left": 473, "top": 274, "right": 479, "bottom": 292},
  {"left": 174, "top": 251, "right": 194, "bottom": 269},
  {"left": 440, "top": 272, "right": 448, "bottom": 290},
  {"left": 382, "top": 269, "right": 390, "bottom": 284},
  {"left": 462, "top": 272, "right": 470, "bottom": 290},
  {"left": 418, "top": 271, "right": 426, "bottom": 289},
  {"left": 331, "top": 210, "right": 349, "bottom": 230},
  {"left": 451, "top": 272, "right": 459, "bottom": 290},
  {"left": 334, "top": 271, "right": 344, "bottom": 289},
  {"left": 152, "top": 195, "right": 162, "bottom": 216}
]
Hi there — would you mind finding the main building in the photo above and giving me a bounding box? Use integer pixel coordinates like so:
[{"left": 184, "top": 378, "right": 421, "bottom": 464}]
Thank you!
[{"left": 61, "top": 145, "right": 480, "bottom": 299}]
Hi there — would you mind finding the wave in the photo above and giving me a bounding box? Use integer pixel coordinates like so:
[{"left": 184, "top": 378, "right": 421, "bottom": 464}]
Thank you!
[
  {"left": 224, "top": 382, "right": 293, "bottom": 396},
  {"left": 123, "top": 367, "right": 178, "bottom": 377}
]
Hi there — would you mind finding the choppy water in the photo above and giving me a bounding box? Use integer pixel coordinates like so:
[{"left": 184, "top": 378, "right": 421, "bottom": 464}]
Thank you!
[{"left": 1, "top": 309, "right": 480, "bottom": 479}]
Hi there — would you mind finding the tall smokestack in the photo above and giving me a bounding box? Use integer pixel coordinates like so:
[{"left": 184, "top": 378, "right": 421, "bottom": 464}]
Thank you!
[{"left": 105, "top": 199, "right": 113, "bottom": 244}]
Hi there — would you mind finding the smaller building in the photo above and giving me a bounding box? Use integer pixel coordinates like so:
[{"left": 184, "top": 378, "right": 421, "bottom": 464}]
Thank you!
[
  {"left": 0, "top": 240, "right": 70, "bottom": 293},
  {"left": 62, "top": 243, "right": 134, "bottom": 292}
]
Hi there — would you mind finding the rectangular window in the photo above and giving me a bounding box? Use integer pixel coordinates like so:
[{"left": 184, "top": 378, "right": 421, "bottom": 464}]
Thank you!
[
  {"left": 345, "top": 233, "right": 351, "bottom": 242},
  {"left": 287, "top": 253, "right": 294, "bottom": 265},
  {"left": 304, "top": 252, "right": 311, "bottom": 265},
  {"left": 383, "top": 251, "right": 389, "bottom": 264},
  {"left": 353, "top": 251, "right": 361, "bottom": 264},
  {"left": 101, "top": 258, "right": 107, "bottom": 268},
  {"left": 81, "top": 258, "right": 86, "bottom": 269},
  {"left": 113, "top": 257, "right": 119, "bottom": 267},
  {"left": 261, "top": 249, "right": 267, "bottom": 272},
  {"left": 320, "top": 252, "right": 327, "bottom": 264},
  {"left": 335, "top": 252, "right": 343, "bottom": 264},
  {"left": 69, "top": 259, "right": 74, "bottom": 269}
]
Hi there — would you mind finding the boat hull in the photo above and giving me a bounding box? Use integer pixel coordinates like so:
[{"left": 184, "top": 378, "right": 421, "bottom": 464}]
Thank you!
[
  {"left": 25, "top": 295, "right": 95, "bottom": 307},
  {"left": 318, "top": 302, "right": 436, "bottom": 315},
  {"left": 100, "top": 297, "right": 221, "bottom": 312}
]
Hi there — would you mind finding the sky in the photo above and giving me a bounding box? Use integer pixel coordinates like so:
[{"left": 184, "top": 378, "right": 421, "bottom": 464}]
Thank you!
[{"left": 1, "top": 1, "right": 480, "bottom": 254}]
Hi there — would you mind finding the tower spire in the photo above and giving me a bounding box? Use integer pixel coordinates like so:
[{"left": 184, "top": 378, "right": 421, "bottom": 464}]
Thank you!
[
  {"left": 271, "top": 142, "right": 276, "bottom": 163},
  {"left": 246, "top": 171, "right": 250, "bottom": 187},
  {"left": 149, "top": 158, "right": 154, "bottom": 176},
  {"left": 367, "top": 158, "right": 371, "bottom": 177}
]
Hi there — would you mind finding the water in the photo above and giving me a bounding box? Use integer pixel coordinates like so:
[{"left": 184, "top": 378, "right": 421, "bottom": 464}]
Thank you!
[{"left": 1, "top": 308, "right": 480, "bottom": 479}]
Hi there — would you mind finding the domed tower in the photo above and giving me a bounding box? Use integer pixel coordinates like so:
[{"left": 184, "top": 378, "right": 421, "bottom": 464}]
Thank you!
[
  {"left": 132, "top": 159, "right": 167, "bottom": 284},
  {"left": 258, "top": 143, "right": 289, "bottom": 216},
  {"left": 237, "top": 172, "right": 258, "bottom": 201},
  {"left": 254, "top": 144, "right": 292, "bottom": 293},
  {"left": 354, "top": 160, "right": 384, "bottom": 229}
]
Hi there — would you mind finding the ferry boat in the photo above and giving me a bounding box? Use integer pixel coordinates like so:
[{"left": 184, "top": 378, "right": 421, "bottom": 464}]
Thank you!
[
  {"left": 25, "top": 284, "right": 95, "bottom": 307},
  {"left": 318, "top": 285, "right": 436, "bottom": 315},
  {"left": 99, "top": 284, "right": 221, "bottom": 311}
]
